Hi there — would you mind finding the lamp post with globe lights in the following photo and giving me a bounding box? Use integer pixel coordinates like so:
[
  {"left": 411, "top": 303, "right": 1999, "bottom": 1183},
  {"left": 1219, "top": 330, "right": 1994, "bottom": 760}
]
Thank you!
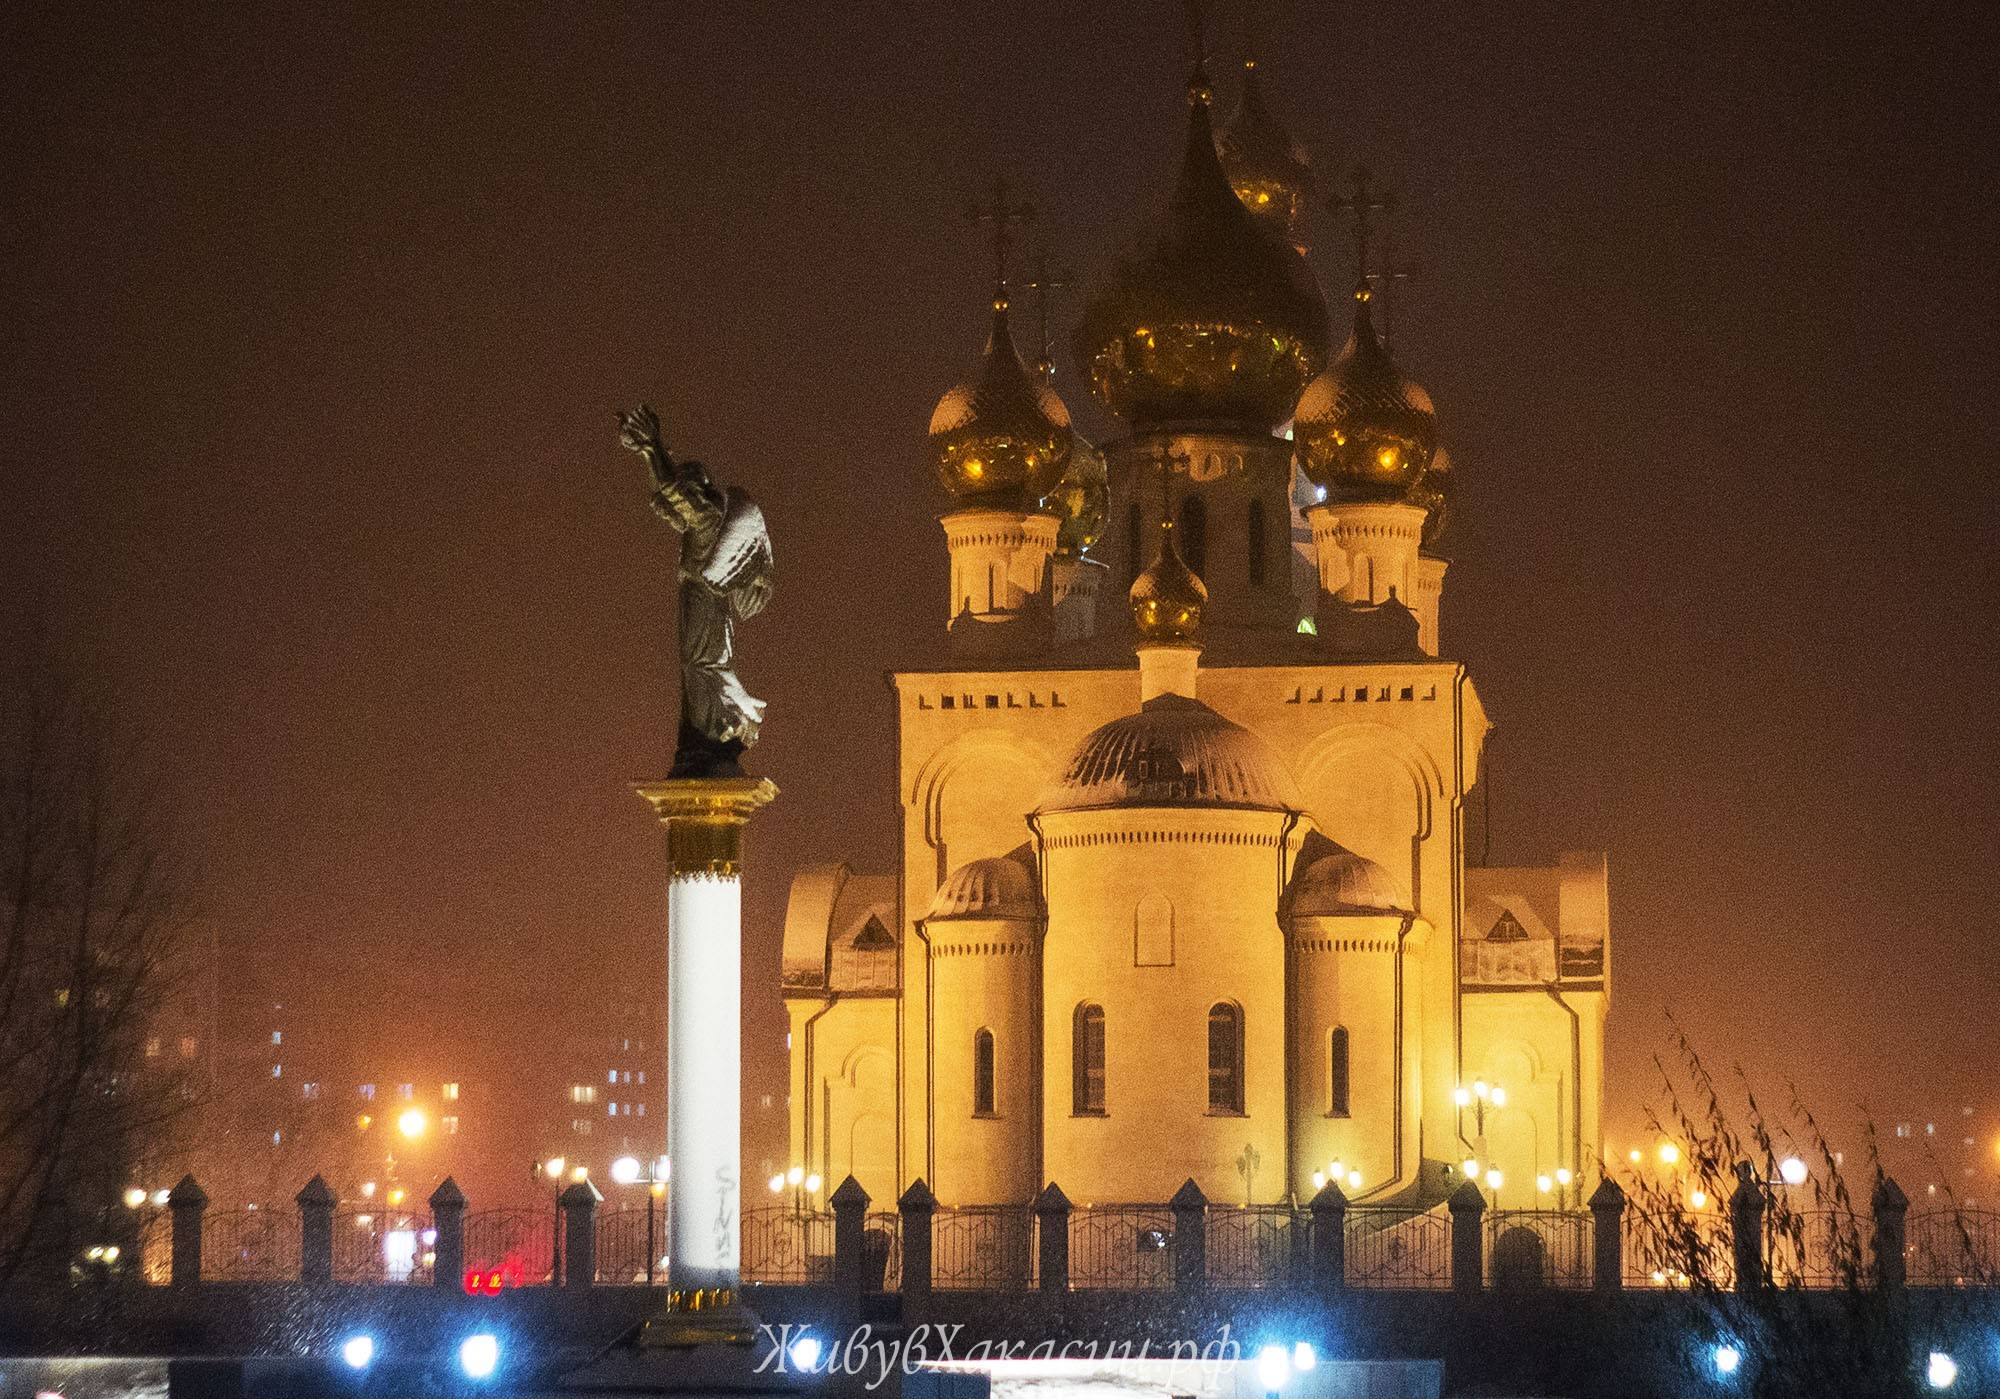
[
  {"left": 766, "top": 1164, "right": 822, "bottom": 1221},
  {"left": 610, "top": 1155, "right": 672, "bottom": 1284}
]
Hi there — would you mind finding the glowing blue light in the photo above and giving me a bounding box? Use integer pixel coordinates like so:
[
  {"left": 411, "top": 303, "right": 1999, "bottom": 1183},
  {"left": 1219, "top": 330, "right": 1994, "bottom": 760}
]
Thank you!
[
  {"left": 788, "top": 1333, "right": 823, "bottom": 1372},
  {"left": 1928, "top": 1352, "right": 1957, "bottom": 1390},
  {"left": 1713, "top": 1344, "right": 1741, "bottom": 1377},
  {"left": 339, "top": 1335, "right": 374, "bottom": 1370},
  {"left": 1291, "top": 1342, "right": 1317, "bottom": 1373},
  {"left": 1256, "top": 1344, "right": 1290, "bottom": 1392},
  {"left": 459, "top": 1334, "right": 500, "bottom": 1381}
]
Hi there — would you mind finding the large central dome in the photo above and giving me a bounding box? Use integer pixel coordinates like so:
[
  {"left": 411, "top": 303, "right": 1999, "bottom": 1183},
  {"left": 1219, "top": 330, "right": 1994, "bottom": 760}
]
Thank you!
[
  {"left": 1073, "top": 70, "right": 1330, "bottom": 432},
  {"left": 1039, "top": 694, "right": 1302, "bottom": 813}
]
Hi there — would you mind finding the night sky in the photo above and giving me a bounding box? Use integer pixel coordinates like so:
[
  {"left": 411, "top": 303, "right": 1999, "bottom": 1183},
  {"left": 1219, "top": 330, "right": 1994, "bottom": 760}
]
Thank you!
[{"left": 4, "top": 1, "right": 1995, "bottom": 1190}]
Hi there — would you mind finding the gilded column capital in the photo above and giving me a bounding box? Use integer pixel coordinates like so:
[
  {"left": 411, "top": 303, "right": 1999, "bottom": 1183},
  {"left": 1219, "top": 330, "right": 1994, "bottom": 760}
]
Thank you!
[{"left": 635, "top": 776, "right": 779, "bottom": 879}]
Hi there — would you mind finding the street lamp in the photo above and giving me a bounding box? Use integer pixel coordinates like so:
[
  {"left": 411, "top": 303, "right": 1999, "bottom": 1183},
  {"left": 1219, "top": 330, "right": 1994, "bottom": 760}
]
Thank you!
[
  {"left": 397, "top": 1108, "right": 427, "bottom": 1140},
  {"left": 609, "top": 1155, "right": 671, "bottom": 1284},
  {"left": 769, "top": 1164, "right": 823, "bottom": 1219}
]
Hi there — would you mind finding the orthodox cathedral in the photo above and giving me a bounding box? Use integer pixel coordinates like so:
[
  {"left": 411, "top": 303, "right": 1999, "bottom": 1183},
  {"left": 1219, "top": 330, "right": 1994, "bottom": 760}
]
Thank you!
[{"left": 780, "top": 52, "right": 1609, "bottom": 1214}]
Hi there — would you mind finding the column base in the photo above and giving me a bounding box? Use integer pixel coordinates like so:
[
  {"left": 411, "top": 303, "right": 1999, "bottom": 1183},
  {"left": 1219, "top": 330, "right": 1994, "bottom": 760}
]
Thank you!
[{"left": 637, "top": 1287, "right": 764, "bottom": 1349}]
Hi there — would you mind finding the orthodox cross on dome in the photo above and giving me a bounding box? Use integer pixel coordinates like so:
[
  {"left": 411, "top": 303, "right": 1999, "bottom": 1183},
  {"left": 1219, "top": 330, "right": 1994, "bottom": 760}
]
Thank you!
[
  {"left": 965, "top": 176, "right": 1036, "bottom": 305},
  {"left": 1021, "top": 245, "right": 1072, "bottom": 378},
  {"left": 1182, "top": 0, "right": 1212, "bottom": 82},
  {"left": 1140, "top": 441, "right": 1194, "bottom": 531},
  {"left": 1366, "top": 243, "right": 1419, "bottom": 350},
  {"left": 1332, "top": 165, "right": 1396, "bottom": 296}
]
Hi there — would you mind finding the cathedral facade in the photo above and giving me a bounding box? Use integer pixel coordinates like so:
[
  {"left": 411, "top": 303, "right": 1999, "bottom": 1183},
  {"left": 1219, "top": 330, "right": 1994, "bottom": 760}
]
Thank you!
[{"left": 779, "top": 55, "right": 1609, "bottom": 1215}]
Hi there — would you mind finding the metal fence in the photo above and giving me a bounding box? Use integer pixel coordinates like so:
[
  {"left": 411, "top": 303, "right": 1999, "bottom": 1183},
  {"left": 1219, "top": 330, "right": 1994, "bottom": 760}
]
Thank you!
[
  {"left": 1622, "top": 1206, "right": 1729, "bottom": 1289},
  {"left": 1485, "top": 1210, "right": 1591, "bottom": 1288},
  {"left": 931, "top": 1205, "right": 1034, "bottom": 1289},
  {"left": 593, "top": 1205, "right": 666, "bottom": 1284},
  {"left": 200, "top": 1208, "right": 298, "bottom": 1281},
  {"left": 1907, "top": 1210, "right": 1999, "bottom": 1287},
  {"left": 740, "top": 1207, "right": 833, "bottom": 1285},
  {"left": 461, "top": 1208, "right": 555, "bottom": 1286},
  {"left": 1344, "top": 1207, "right": 1452, "bottom": 1288},
  {"left": 1069, "top": 1206, "right": 1176, "bottom": 1289},
  {"left": 1207, "top": 1205, "right": 1306, "bottom": 1288}
]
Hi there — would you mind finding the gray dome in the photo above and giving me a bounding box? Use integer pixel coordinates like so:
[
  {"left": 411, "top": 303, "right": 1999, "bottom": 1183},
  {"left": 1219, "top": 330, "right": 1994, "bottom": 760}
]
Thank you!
[
  {"left": 927, "top": 851, "right": 1040, "bottom": 921},
  {"left": 1287, "top": 845, "right": 1412, "bottom": 917},
  {"left": 1039, "top": 694, "right": 1302, "bottom": 814}
]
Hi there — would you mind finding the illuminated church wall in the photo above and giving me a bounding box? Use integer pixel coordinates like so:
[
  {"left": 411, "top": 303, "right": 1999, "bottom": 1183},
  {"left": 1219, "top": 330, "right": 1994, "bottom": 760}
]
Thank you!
[{"left": 775, "top": 45, "right": 1610, "bottom": 1217}]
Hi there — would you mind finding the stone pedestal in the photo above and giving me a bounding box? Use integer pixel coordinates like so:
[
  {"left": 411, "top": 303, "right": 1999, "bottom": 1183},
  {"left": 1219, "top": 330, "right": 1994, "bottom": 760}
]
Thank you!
[{"left": 633, "top": 775, "right": 777, "bottom": 1347}]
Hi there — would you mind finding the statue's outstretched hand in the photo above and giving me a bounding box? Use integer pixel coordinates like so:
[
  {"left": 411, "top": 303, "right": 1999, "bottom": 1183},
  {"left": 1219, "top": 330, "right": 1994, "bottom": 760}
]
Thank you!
[{"left": 618, "top": 405, "right": 673, "bottom": 488}]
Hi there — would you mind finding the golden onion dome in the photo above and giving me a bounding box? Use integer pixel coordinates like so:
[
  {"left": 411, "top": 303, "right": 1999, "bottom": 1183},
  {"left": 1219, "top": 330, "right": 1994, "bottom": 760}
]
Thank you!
[
  {"left": 1129, "top": 517, "right": 1207, "bottom": 646},
  {"left": 929, "top": 293, "right": 1073, "bottom": 507},
  {"left": 1074, "top": 68, "right": 1330, "bottom": 432},
  {"left": 1046, "top": 435, "right": 1108, "bottom": 558},
  {"left": 1292, "top": 286, "right": 1439, "bottom": 504},
  {"left": 1215, "top": 60, "right": 1313, "bottom": 254}
]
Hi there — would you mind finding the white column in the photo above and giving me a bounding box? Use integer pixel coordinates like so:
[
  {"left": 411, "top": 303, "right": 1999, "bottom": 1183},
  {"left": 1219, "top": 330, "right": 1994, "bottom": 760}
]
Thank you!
[
  {"left": 665, "top": 873, "right": 743, "bottom": 1290},
  {"left": 634, "top": 775, "right": 776, "bottom": 1341}
]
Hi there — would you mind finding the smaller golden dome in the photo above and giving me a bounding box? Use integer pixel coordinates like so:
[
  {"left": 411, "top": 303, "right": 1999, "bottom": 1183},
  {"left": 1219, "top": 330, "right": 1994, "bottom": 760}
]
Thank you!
[
  {"left": 1046, "top": 435, "right": 1107, "bottom": 558},
  {"left": 1411, "top": 443, "right": 1453, "bottom": 546},
  {"left": 1129, "top": 517, "right": 1207, "bottom": 646},
  {"left": 1292, "top": 287, "right": 1439, "bottom": 504},
  {"left": 930, "top": 294, "right": 1073, "bottom": 507},
  {"left": 1216, "top": 61, "right": 1313, "bottom": 254}
]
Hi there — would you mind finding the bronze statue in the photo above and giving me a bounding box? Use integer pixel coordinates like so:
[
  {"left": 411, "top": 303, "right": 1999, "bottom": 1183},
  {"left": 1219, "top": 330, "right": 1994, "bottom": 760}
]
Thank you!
[{"left": 618, "top": 405, "right": 773, "bottom": 777}]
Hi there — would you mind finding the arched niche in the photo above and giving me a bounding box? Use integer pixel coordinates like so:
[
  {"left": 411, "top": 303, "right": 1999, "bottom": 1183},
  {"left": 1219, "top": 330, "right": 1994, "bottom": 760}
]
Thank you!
[
  {"left": 912, "top": 732, "right": 1054, "bottom": 886},
  {"left": 1293, "top": 724, "right": 1441, "bottom": 904}
]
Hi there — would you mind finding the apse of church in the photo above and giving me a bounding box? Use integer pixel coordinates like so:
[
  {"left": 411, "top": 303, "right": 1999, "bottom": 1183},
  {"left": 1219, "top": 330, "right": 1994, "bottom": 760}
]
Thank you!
[{"left": 781, "top": 49, "right": 1609, "bottom": 1215}]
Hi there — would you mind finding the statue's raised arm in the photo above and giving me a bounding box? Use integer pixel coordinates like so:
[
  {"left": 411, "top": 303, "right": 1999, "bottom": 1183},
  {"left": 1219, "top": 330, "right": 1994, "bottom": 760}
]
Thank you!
[{"left": 619, "top": 403, "right": 774, "bottom": 778}]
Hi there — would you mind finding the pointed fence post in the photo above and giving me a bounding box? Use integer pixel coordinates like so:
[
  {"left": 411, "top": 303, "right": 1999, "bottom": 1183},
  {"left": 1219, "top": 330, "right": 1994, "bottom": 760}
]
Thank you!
[
  {"left": 830, "top": 1176, "right": 870, "bottom": 1300},
  {"left": 1872, "top": 1176, "right": 1908, "bottom": 1291},
  {"left": 168, "top": 1174, "right": 207, "bottom": 1287},
  {"left": 1448, "top": 1180, "right": 1486, "bottom": 1294},
  {"left": 430, "top": 1177, "right": 466, "bottom": 1289},
  {"left": 898, "top": 1179, "right": 937, "bottom": 1299},
  {"left": 1310, "top": 1180, "right": 1349, "bottom": 1290},
  {"left": 1729, "top": 1162, "right": 1765, "bottom": 1293},
  {"left": 1588, "top": 1177, "right": 1626, "bottom": 1292},
  {"left": 1170, "top": 1179, "right": 1207, "bottom": 1292},
  {"left": 1035, "top": 1183, "right": 1071, "bottom": 1294},
  {"left": 559, "top": 1179, "right": 601, "bottom": 1287},
  {"left": 296, "top": 1176, "right": 335, "bottom": 1283}
]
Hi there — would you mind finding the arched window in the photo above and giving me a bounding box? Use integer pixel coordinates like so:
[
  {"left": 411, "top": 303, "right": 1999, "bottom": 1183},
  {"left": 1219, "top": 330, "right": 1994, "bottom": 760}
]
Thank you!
[
  {"left": 1207, "top": 1002, "right": 1244, "bottom": 1113},
  {"left": 1072, "top": 1003, "right": 1106, "bottom": 1115},
  {"left": 1178, "top": 495, "right": 1207, "bottom": 577},
  {"left": 972, "top": 1028, "right": 996, "bottom": 1117},
  {"left": 1247, "top": 499, "right": 1267, "bottom": 587},
  {"left": 1127, "top": 502, "right": 1143, "bottom": 583},
  {"left": 1329, "top": 1025, "right": 1351, "bottom": 1118}
]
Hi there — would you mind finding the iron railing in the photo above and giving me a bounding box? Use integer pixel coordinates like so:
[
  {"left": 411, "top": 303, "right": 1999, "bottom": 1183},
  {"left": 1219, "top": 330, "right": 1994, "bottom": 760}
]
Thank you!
[
  {"left": 200, "top": 1208, "right": 298, "bottom": 1281},
  {"left": 461, "top": 1208, "right": 555, "bottom": 1286},
  {"left": 930, "top": 1205, "right": 1033, "bottom": 1289},
  {"left": 593, "top": 1204, "right": 666, "bottom": 1284},
  {"left": 1908, "top": 1209, "right": 2000, "bottom": 1287},
  {"left": 1068, "top": 1206, "right": 1176, "bottom": 1289},
  {"left": 740, "top": 1206, "right": 833, "bottom": 1285},
  {"left": 1206, "top": 1205, "right": 1305, "bottom": 1287},
  {"left": 1343, "top": 1207, "right": 1451, "bottom": 1288},
  {"left": 1485, "top": 1209, "right": 1591, "bottom": 1288}
]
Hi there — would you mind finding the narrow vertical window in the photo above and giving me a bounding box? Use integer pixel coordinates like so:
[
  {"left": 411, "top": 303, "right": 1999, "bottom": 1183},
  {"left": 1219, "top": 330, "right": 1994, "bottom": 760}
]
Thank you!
[
  {"left": 1330, "top": 1025, "right": 1351, "bottom": 1118},
  {"left": 1207, "top": 1002, "right": 1244, "bottom": 1113},
  {"left": 1072, "top": 1003, "right": 1106, "bottom": 1114},
  {"left": 972, "top": 1028, "right": 996, "bottom": 1116},
  {"left": 1247, "top": 499, "right": 1267, "bottom": 586},
  {"left": 1178, "top": 495, "right": 1207, "bottom": 577}
]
